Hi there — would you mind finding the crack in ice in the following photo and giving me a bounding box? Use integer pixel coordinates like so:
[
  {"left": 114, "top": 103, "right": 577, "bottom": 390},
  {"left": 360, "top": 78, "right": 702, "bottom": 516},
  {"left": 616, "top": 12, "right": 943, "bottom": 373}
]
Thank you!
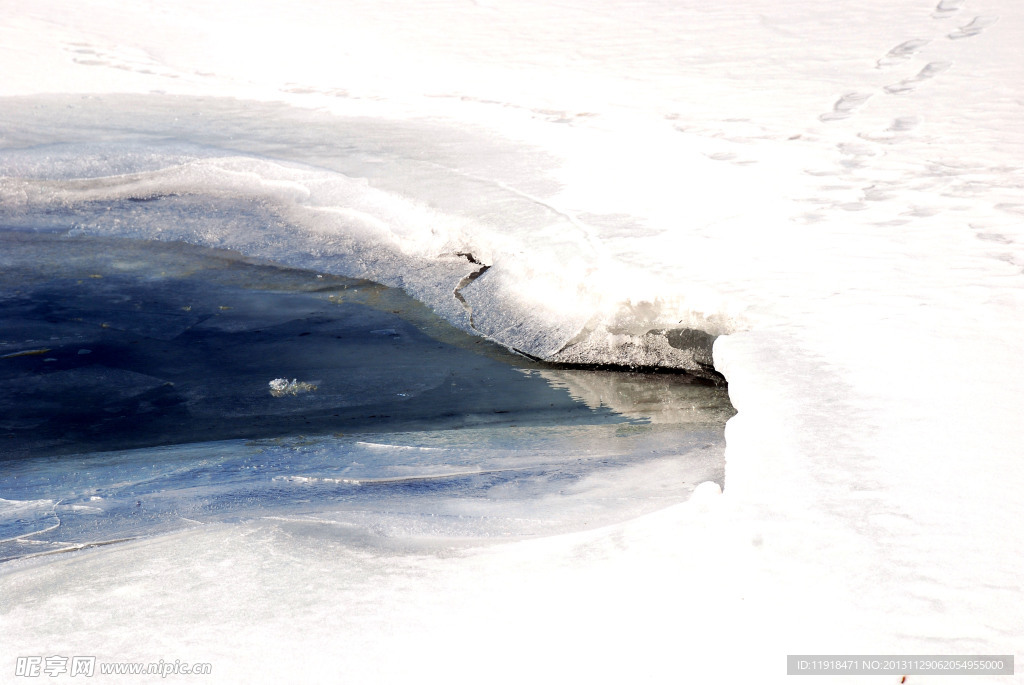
[{"left": 452, "top": 251, "right": 491, "bottom": 332}]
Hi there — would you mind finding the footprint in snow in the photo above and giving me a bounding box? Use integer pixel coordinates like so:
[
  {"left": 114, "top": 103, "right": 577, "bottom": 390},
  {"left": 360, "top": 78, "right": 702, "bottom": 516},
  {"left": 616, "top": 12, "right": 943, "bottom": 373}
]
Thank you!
[
  {"left": 883, "top": 61, "right": 953, "bottom": 94},
  {"left": 948, "top": 15, "right": 999, "bottom": 40},
  {"left": 876, "top": 39, "right": 931, "bottom": 69},
  {"left": 931, "top": 0, "right": 964, "bottom": 19},
  {"left": 819, "top": 92, "right": 872, "bottom": 122}
]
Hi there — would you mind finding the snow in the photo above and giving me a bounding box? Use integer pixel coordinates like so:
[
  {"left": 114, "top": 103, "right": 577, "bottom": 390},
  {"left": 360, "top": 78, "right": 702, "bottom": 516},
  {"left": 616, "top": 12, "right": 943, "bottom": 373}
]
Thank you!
[{"left": 2, "top": 0, "right": 1023, "bottom": 682}]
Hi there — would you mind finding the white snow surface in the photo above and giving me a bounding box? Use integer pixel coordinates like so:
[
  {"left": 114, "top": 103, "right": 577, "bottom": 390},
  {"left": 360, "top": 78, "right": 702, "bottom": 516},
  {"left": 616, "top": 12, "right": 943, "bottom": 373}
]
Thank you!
[{"left": 2, "top": 0, "right": 1023, "bottom": 682}]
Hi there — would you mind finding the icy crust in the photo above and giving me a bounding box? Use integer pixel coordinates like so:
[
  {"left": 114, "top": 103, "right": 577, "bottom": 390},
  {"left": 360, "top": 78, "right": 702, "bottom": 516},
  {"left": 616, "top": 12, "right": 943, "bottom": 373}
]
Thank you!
[
  {"left": 0, "top": 498, "right": 60, "bottom": 544},
  {"left": 0, "top": 420, "right": 727, "bottom": 561},
  {"left": 1, "top": 152, "right": 733, "bottom": 377},
  {"left": 549, "top": 324, "right": 719, "bottom": 378}
]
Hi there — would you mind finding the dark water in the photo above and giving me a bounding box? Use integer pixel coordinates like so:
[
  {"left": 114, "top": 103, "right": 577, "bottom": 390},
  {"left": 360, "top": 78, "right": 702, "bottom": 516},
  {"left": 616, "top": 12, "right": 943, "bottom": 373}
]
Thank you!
[{"left": 1, "top": 230, "right": 679, "bottom": 458}]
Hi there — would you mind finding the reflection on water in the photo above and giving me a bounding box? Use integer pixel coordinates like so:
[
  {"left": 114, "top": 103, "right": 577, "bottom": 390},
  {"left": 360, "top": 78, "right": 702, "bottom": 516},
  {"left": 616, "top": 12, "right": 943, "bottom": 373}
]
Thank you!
[{"left": 535, "top": 368, "right": 735, "bottom": 425}]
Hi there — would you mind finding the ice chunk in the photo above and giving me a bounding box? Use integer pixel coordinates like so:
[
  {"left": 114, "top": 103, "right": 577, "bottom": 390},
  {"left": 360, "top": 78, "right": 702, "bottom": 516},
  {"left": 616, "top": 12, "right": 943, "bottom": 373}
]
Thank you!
[{"left": 268, "top": 378, "right": 318, "bottom": 397}]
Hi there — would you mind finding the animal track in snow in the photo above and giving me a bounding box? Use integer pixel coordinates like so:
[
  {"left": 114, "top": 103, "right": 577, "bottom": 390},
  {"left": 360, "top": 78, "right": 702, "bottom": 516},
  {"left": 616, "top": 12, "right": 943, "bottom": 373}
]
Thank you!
[
  {"left": 63, "top": 42, "right": 182, "bottom": 80},
  {"left": 883, "top": 61, "right": 953, "bottom": 94},
  {"left": 888, "top": 116, "right": 921, "bottom": 132},
  {"left": 948, "top": 15, "right": 999, "bottom": 40},
  {"left": 819, "top": 92, "right": 872, "bottom": 122},
  {"left": 931, "top": 0, "right": 964, "bottom": 19},
  {"left": 858, "top": 116, "right": 923, "bottom": 144},
  {"left": 876, "top": 39, "right": 931, "bottom": 69}
]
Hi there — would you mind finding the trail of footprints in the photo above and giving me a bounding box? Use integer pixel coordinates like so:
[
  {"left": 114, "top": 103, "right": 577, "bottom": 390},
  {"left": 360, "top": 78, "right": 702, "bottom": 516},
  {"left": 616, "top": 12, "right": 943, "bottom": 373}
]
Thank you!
[
  {"left": 819, "top": 0, "right": 999, "bottom": 123},
  {"left": 807, "top": 0, "right": 1022, "bottom": 268},
  {"left": 63, "top": 42, "right": 217, "bottom": 81}
]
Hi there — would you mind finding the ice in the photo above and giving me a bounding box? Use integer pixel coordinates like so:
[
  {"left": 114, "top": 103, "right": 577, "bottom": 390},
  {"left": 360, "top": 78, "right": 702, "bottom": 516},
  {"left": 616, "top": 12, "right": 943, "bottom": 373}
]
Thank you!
[
  {"left": 2, "top": 0, "right": 1024, "bottom": 682},
  {"left": 0, "top": 100, "right": 744, "bottom": 374},
  {"left": 0, "top": 231, "right": 730, "bottom": 564},
  {"left": 0, "top": 419, "right": 727, "bottom": 560},
  {"left": 0, "top": 498, "right": 59, "bottom": 543},
  {"left": 266, "top": 378, "right": 317, "bottom": 397}
]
